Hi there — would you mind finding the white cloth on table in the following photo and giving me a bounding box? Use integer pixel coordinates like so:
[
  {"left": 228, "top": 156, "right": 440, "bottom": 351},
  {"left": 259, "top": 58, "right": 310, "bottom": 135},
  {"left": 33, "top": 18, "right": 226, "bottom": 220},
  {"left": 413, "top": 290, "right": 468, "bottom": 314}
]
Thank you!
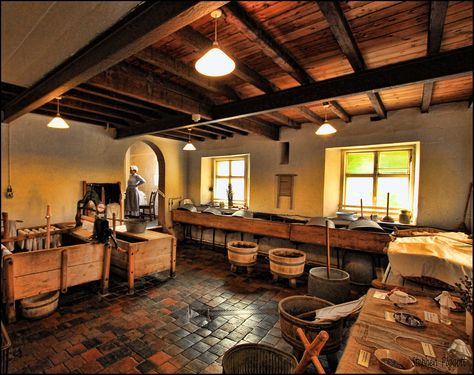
[
  {"left": 313, "top": 295, "right": 366, "bottom": 323},
  {"left": 1, "top": 244, "right": 12, "bottom": 268},
  {"left": 138, "top": 190, "right": 147, "bottom": 205},
  {"left": 5, "top": 220, "right": 17, "bottom": 251},
  {"left": 387, "top": 232, "right": 472, "bottom": 287}
]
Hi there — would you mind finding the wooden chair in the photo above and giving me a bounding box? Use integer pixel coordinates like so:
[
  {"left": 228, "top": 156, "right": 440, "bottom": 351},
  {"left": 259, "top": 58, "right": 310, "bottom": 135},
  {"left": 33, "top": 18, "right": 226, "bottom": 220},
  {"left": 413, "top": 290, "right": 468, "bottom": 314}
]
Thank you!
[{"left": 139, "top": 191, "right": 157, "bottom": 221}]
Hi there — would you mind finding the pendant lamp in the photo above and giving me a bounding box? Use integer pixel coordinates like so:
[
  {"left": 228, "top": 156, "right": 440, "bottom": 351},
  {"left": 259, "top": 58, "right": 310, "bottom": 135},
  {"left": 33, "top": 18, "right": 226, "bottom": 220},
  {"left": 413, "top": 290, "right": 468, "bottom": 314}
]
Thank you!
[
  {"left": 195, "top": 9, "right": 235, "bottom": 77},
  {"left": 47, "top": 97, "right": 70, "bottom": 129},
  {"left": 315, "top": 104, "right": 336, "bottom": 135},
  {"left": 183, "top": 128, "right": 196, "bottom": 151}
]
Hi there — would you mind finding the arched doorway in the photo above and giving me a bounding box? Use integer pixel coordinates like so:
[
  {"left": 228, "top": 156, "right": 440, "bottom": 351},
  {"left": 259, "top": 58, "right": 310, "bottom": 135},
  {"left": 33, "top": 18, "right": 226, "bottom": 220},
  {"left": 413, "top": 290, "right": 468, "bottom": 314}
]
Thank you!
[{"left": 125, "top": 141, "right": 166, "bottom": 226}]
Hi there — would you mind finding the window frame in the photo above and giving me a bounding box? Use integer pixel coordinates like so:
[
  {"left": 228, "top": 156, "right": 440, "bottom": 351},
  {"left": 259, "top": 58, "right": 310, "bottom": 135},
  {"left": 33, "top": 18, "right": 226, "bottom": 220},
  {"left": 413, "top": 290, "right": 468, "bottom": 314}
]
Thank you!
[
  {"left": 212, "top": 156, "right": 248, "bottom": 207},
  {"left": 340, "top": 145, "right": 416, "bottom": 215}
]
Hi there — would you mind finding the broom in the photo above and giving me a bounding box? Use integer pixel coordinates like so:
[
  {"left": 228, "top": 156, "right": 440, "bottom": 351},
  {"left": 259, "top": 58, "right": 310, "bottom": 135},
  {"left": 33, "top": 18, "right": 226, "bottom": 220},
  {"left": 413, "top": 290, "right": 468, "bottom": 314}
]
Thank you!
[{"left": 458, "top": 182, "right": 472, "bottom": 233}]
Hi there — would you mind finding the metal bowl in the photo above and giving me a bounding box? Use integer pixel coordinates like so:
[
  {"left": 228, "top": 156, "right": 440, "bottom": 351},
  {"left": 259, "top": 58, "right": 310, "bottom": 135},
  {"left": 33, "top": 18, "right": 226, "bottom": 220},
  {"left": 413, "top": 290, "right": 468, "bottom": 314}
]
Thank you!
[
  {"left": 125, "top": 219, "right": 148, "bottom": 233},
  {"left": 348, "top": 219, "right": 385, "bottom": 233},
  {"left": 306, "top": 217, "right": 335, "bottom": 228},
  {"left": 202, "top": 207, "right": 221, "bottom": 215},
  {"left": 177, "top": 203, "right": 197, "bottom": 212},
  {"left": 232, "top": 210, "right": 253, "bottom": 218}
]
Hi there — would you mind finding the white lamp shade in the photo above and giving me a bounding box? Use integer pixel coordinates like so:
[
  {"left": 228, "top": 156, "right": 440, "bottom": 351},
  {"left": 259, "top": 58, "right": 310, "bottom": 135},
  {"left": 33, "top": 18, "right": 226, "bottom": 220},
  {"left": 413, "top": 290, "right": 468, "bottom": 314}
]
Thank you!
[
  {"left": 47, "top": 115, "right": 70, "bottom": 129},
  {"left": 315, "top": 121, "right": 336, "bottom": 135},
  {"left": 183, "top": 141, "right": 196, "bottom": 151},
  {"left": 195, "top": 47, "right": 235, "bottom": 77}
]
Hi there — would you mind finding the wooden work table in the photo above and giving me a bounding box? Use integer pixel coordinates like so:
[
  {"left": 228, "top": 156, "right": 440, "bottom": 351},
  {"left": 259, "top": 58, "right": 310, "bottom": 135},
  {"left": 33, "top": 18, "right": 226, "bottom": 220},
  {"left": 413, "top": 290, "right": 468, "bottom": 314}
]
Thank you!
[{"left": 337, "top": 288, "right": 471, "bottom": 374}]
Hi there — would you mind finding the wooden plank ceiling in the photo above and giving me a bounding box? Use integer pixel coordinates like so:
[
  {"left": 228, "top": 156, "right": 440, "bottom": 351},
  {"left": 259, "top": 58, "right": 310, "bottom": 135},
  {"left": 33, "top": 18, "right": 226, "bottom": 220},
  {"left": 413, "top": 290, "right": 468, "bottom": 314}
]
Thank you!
[{"left": 1, "top": 1, "right": 472, "bottom": 142}]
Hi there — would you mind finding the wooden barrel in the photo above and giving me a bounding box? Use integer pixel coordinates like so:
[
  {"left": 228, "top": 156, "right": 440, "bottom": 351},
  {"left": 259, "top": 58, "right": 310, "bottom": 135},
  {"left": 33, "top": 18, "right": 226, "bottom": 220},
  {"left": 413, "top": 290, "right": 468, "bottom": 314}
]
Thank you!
[
  {"left": 227, "top": 241, "right": 258, "bottom": 266},
  {"left": 268, "top": 248, "right": 306, "bottom": 279},
  {"left": 278, "top": 295, "right": 343, "bottom": 355},
  {"left": 21, "top": 291, "right": 60, "bottom": 319}
]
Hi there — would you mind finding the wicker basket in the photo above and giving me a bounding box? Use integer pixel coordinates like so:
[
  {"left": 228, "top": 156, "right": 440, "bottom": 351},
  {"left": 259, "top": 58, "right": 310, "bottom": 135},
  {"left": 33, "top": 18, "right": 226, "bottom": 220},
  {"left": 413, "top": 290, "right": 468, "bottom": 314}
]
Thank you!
[
  {"left": 1, "top": 322, "right": 11, "bottom": 374},
  {"left": 222, "top": 343, "right": 298, "bottom": 374}
]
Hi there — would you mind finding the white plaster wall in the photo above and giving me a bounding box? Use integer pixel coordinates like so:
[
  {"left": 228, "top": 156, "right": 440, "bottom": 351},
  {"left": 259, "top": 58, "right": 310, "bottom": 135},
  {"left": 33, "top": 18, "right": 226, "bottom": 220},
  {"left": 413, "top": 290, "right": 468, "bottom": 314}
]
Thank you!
[
  {"left": 187, "top": 102, "right": 472, "bottom": 230},
  {"left": 1, "top": 113, "right": 187, "bottom": 228}
]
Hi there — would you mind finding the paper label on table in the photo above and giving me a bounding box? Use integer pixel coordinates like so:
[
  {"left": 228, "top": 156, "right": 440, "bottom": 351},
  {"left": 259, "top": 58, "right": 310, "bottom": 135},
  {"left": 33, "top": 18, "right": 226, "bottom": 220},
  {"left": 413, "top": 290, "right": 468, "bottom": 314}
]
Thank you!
[
  {"left": 424, "top": 311, "right": 440, "bottom": 324},
  {"left": 357, "top": 349, "right": 371, "bottom": 367},
  {"left": 385, "top": 311, "right": 396, "bottom": 322},
  {"left": 373, "top": 291, "right": 388, "bottom": 299},
  {"left": 421, "top": 342, "right": 436, "bottom": 357}
]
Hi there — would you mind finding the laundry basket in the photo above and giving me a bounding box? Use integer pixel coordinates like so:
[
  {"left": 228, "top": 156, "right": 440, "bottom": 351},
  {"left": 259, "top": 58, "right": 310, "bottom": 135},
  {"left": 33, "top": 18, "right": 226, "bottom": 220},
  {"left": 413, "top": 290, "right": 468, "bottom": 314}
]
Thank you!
[
  {"left": 1, "top": 322, "right": 11, "bottom": 374},
  {"left": 222, "top": 343, "right": 298, "bottom": 374}
]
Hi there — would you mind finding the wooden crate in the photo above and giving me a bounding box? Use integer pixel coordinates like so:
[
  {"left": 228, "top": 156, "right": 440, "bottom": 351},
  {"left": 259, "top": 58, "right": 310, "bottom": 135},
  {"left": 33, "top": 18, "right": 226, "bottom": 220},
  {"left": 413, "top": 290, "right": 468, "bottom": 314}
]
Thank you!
[
  {"left": 2, "top": 235, "right": 111, "bottom": 323},
  {"left": 111, "top": 229, "right": 176, "bottom": 293}
]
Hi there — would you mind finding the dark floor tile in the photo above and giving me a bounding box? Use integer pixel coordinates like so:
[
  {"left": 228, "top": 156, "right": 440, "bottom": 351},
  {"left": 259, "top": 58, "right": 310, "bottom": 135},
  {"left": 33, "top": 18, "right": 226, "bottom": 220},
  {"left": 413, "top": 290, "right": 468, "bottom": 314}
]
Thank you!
[{"left": 181, "top": 347, "right": 201, "bottom": 361}]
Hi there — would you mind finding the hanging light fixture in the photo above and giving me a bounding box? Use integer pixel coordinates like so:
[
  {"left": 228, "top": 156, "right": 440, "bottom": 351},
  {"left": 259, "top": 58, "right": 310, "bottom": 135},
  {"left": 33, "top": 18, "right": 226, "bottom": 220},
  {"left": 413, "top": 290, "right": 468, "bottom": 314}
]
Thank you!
[
  {"left": 47, "top": 97, "right": 70, "bottom": 129},
  {"left": 183, "top": 128, "right": 196, "bottom": 151},
  {"left": 315, "top": 103, "right": 337, "bottom": 135},
  {"left": 195, "top": 9, "right": 235, "bottom": 77}
]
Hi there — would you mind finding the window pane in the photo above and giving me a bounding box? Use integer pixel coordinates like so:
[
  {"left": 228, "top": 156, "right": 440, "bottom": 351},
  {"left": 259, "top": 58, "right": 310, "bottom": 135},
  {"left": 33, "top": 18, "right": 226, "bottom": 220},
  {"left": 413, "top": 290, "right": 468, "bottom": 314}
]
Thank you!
[
  {"left": 231, "top": 160, "right": 245, "bottom": 176},
  {"left": 230, "top": 178, "right": 245, "bottom": 201},
  {"left": 376, "top": 177, "right": 409, "bottom": 209},
  {"left": 379, "top": 151, "right": 410, "bottom": 174},
  {"left": 345, "top": 177, "right": 373, "bottom": 206},
  {"left": 217, "top": 161, "right": 229, "bottom": 176},
  {"left": 346, "top": 153, "right": 374, "bottom": 174},
  {"left": 215, "top": 178, "right": 229, "bottom": 199}
]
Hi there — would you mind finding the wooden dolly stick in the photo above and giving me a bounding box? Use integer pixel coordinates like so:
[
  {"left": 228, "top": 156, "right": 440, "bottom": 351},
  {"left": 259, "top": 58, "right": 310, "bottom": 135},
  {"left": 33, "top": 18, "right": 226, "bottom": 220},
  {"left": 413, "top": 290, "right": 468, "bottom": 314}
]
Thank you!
[
  {"left": 45, "top": 205, "right": 51, "bottom": 249},
  {"left": 293, "top": 327, "right": 329, "bottom": 374}
]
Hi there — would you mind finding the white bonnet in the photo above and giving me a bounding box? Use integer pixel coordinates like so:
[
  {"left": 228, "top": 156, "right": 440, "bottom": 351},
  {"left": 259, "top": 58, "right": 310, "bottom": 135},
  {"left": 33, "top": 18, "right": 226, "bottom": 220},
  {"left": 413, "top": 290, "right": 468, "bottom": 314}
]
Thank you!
[{"left": 130, "top": 165, "right": 139, "bottom": 172}]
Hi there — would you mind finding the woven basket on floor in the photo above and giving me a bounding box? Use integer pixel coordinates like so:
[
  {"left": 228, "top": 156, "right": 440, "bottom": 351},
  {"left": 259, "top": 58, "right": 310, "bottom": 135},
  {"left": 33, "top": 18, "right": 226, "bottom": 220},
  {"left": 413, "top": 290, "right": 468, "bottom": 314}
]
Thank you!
[{"left": 222, "top": 343, "right": 298, "bottom": 374}]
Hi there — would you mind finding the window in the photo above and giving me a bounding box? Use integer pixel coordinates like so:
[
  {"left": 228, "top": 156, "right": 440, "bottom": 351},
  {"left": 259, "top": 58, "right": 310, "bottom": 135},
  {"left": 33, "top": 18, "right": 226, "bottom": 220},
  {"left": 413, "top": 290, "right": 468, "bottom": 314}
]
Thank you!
[
  {"left": 341, "top": 145, "right": 416, "bottom": 216},
  {"left": 213, "top": 157, "right": 248, "bottom": 207}
]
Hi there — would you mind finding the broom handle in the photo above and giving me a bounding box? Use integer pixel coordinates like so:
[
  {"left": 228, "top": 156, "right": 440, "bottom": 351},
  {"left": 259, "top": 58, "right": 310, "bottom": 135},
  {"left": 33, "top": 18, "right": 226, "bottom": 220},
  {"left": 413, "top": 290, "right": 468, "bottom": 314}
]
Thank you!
[
  {"left": 386, "top": 192, "right": 390, "bottom": 216},
  {"left": 45, "top": 205, "right": 51, "bottom": 249},
  {"left": 360, "top": 198, "right": 363, "bottom": 218},
  {"left": 462, "top": 182, "right": 473, "bottom": 221},
  {"left": 326, "top": 220, "right": 330, "bottom": 280}
]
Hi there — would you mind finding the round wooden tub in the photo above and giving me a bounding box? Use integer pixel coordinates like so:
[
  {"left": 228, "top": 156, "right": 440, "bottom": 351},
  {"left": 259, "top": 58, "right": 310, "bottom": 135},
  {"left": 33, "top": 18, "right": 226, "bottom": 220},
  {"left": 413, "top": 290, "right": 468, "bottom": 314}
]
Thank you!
[
  {"left": 278, "top": 295, "right": 343, "bottom": 357},
  {"left": 269, "top": 248, "right": 306, "bottom": 288},
  {"left": 227, "top": 241, "right": 258, "bottom": 273},
  {"left": 21, "top": 291, "right": 60, "bottom": 319}
]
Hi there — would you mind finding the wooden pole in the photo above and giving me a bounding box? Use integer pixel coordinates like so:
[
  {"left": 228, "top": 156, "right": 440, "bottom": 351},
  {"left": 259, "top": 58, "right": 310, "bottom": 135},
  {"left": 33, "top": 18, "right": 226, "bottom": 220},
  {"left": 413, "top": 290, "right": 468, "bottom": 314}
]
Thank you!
[
  {"left": 293, "top": 327, "right": 329, "bottom": 374},
  {"left": 112, "top": 213, "right": 116, "bottom": 236},
  {"left": 45, "top": 205, "right": 51, "bottom": 249},
  {"left": 360, "top": 199, "right": 363, "bottom": 219},
  {"left": 2, "top": 212, "right": 9, "bottom": 239},
  {"left": 386, "top": 192, "right": 390, "bottom": 217},
  {"left": 326, "top": 220, "right": 331, "bottom": 280}
]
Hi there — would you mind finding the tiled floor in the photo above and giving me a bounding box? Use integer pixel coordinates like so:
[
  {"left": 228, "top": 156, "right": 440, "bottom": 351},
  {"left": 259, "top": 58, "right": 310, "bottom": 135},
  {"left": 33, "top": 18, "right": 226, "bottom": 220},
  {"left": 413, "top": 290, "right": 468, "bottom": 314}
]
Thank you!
[{"left": 4, "top": 242, "right": 363, "bottom": 374}]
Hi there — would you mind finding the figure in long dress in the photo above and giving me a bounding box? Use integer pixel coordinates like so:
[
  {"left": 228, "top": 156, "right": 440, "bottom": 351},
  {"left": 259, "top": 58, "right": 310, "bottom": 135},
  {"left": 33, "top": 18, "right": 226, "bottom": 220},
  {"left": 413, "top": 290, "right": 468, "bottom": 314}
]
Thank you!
[{"left": 125, "top": 165, "right": 146, "bottom": 218}]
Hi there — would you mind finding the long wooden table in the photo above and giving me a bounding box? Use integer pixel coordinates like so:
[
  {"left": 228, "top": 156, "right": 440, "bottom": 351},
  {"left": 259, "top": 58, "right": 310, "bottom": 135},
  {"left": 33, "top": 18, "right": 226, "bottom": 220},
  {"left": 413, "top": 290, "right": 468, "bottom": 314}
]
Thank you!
[{"left": 337, "top": 288, "right": 471, "bottom": 374}]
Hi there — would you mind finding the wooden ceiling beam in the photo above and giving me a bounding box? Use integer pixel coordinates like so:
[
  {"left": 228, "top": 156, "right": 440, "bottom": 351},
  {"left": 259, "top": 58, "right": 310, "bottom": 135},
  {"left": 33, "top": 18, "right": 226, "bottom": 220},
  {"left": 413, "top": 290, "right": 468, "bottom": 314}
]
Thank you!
[
  {"left": 213, "top": 124, "right": 248, "bottom": 136},
  {"left": 173, "top": 25, "right": 302, "bottom": 126},
  {"left": 88, "top": 63, "right": 213, "bottom": 118},
  {"left": 224, "top": 2, "right": 337, "bottom": 125},
  {"left": 317, "top": 0, "right": 386, "bottom": 120},
  {"left": 264, "top": 112, "right": 300, "bottom": 128},
  {"left": 174, "top": 128, "right": 217, "bottom": 140},
  {"left": 323, "top": 101, "right": 351, "bottom": 123},
  {"left": 135, "top": 47, "right": 240, "bottom": 100},
  {"left": 421, "top": 1, "right": 449, "bottom": 113},
  {"left": 116, "top": 47, "right": 472, "bottom": 139},
  {"left": 165, "top": 130, "right": 205, "bottom": 142},
  {"left": 197, "top": 125, "right": 234, "bottom": 138},
  {"left": 75, "top": 84, "right": 176, "bottom": 116},
  {"left": 58, "top": 97, "right": 144, "bottom": 124},
  {"left": 2, "top": 1, "right": 229, "bottom": 123},
  {"left": 224, "top": 2, "right": 312, "bottom": 85},
  {"left": 34, "top": 108, "right": 113, "bottom": 128},
  {"left": 174, "top": 26, "right": 278, "bottom": 94},
  {"left": 211, "top": 47, "right": 472, "bottom": 122},
  {"left": 37, "top": 105, "right": 130, "bottom": 128}
]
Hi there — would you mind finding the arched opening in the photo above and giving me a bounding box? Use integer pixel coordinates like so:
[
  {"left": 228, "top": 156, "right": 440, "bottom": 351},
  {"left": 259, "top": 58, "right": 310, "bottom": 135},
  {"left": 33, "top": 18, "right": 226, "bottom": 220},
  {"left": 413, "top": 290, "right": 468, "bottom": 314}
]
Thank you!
[{"left": 124, "top": 141, "right": 166, "bottom": 227}]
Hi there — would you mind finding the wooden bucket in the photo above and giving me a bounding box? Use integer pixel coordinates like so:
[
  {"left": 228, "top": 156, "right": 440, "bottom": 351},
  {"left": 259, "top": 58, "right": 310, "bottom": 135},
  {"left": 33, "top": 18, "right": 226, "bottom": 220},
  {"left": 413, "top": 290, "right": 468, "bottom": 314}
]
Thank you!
[
  {"left": 278, "top": 295, "right": 343, "bottom": 355},
  {"left": 21, "top": 291, "right": 60, "bottom": 319},
  {"left": 269, "top": 248, "right": 306, "bottom": 278},
  {"left": 227, "top": 241, "right": 258, "bottom": 266}
]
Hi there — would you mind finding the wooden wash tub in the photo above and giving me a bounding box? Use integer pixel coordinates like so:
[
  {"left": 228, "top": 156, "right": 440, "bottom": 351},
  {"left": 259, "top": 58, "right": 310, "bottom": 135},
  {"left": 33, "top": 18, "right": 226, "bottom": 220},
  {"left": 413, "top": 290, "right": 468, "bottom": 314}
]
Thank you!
[
  {"left": 111, "top": 229, "right": 176, "bottom": 294},
  {"left": 2, "top": 232, "right": 111, "bottom": 323}
]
